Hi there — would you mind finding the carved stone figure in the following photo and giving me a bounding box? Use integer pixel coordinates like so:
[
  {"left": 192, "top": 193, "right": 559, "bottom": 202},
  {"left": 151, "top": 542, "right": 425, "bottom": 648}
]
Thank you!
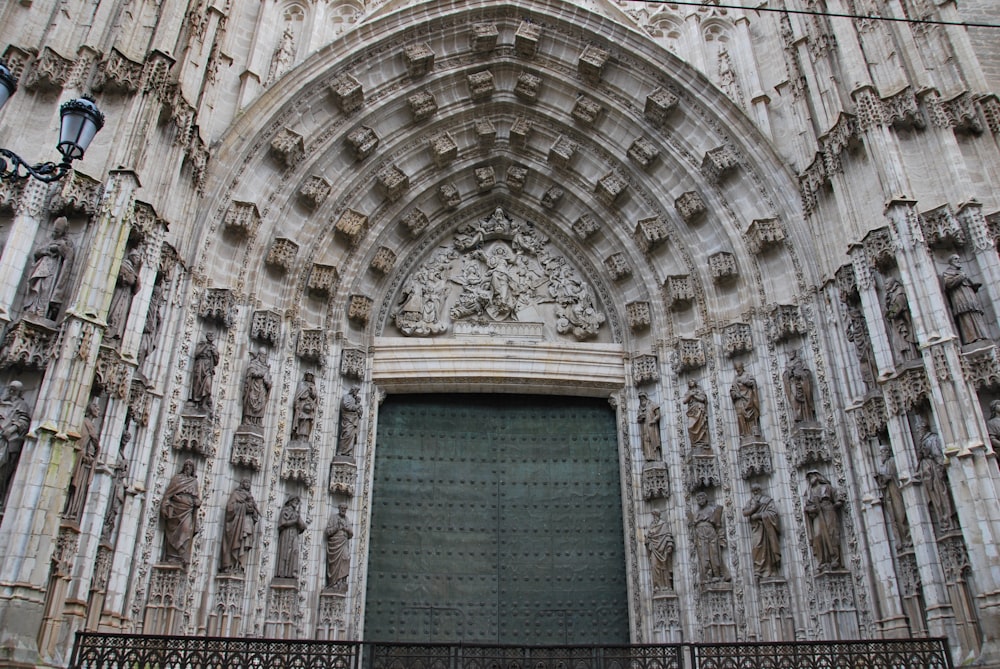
[
  {"left": 337, "top": 386, "right": 362, "bottom": 457},
  {"left": 783, "top": 349, "right": 816, "bottom": 423},
  {"left": 914, "top": 421, "right": 955, "bottom": 532},
  {"left": 291, "top": 372, "right": 317, "bottom": 441},
  {"left": 268, "top": 26, "right": 296, "bottom": 84},
  {"left": 189, "top": 332, "right": 220, "bottom": 412},
  {"left": 743, "top": 482, "right": 781, "bottom": 578},
  {"left": 106, "top": 247, "right": 142, "bottom": 340},
  {"left": 100, "top": 434, "right": 129, "bottom": 545},
  {"left": 395, "top": 264, "right": 449, "bottom": 336},
  {"left": 325, "top": 503, "right": 353, "bottom": 589},
  {"left": 645, "top": 509, "right": 674, "bottom": 591},
  {"left": 64, "top": 397, "right": 101, "bottom": 521},
  {"left": 684, "top": 379, "right": 710, "bottom": 451},
  {"left": 875, "top": 445, "right": 911, "bottom": 547},
  {"left": 941, "top": 255, "right": 990, "bottom": 345},
  {"left": 804, "top": 470, "right": 844, "bottom": 572},
  {"left": 884, "top": 278, "right": 919, "bottom": 362},
  {"left": 730, "top": 363, "right": 762, "bottom": 442},
  {"left": 23, "top": 216, "right": 75, "bottom": 321},
  {"left": 987, "top": 400, "right": 1000, "bottom": 453},
  {"left": 220, "top": 479, "right": 260, "bottom": 574},
  {"left": 846, "top": 305, "right": 878, "bottom": 391},
  {"left": 241, "top": 350, "right": 272, "bottom": 427},
  {"left": 275, "top": 496, "right": 308, "bottom": 579},
  {"left": 137, "top": 281, "right": 164, "bottom": 369},
  {"left": 0, "top": 380, "right": 32, "bottom": 509},
  {"left": 161, "top": 460, "right": 201, "bottom": 565},
  {"left": 637, "top": 393, "right": 662, "bottom": 462},
  {"left": 690, "top": 491, "right": 729, "bottom": 585}
]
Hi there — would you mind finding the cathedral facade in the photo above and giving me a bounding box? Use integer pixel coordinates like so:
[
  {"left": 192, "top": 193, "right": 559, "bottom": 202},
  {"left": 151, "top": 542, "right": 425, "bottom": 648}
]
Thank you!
[{"left": 1, "top": 0, "right": 1000, "bottom": 666}]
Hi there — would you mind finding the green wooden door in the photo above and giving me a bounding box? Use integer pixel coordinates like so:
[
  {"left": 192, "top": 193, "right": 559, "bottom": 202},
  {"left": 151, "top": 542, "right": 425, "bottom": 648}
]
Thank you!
[{"left": 364, "top": 394, "right": 628, "bottom": 644}]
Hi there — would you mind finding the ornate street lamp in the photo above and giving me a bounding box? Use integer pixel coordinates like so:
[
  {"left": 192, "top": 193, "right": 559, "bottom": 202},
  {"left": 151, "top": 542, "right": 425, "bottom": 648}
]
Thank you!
[{"left": 0, "top": 60, "right": 105, "bottom": 183}]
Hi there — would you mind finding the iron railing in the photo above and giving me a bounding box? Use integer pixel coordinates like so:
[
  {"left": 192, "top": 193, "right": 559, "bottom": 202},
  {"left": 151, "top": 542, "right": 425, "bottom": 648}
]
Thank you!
[{"left": 68, "top": 632, "right": 951, "bottom": 669}]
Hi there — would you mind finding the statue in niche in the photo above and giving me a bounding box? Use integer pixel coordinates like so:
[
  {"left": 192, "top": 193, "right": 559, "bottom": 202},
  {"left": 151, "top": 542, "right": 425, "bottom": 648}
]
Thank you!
[
  {"left": 803, "top": 470, "right": 844, "bottom": 572},
  {"left": 106, "top": 247, "right": 142, "bottom": 341},
  {"left": 884, "top": 278, "right": 920, "bottom": 362},
  {"left": 987, "top": 400, "right": 1000, "bottom": 453},
  {"left": 100, "top": 433, "right": 129, "bottom": 545},
  {"left": 267, "top": 26, "right": 296, "bottom": 85},
  {"left": 290, "top": 372, "right": 317, "bottom": 441},
  {"left": 241, "top": 350, "right": 272, "bottom": 427},
  {"left": 160, "top": 459, "right": 201, "bottom": 565},
  {"left": 137, "top": 281, "right": 164, "bottom": 370},
  {"left": 0, "top": 380, "right": 32, "bottom": 509},
  {"left": 394, "top": 260, "right": 450, "bottom": 336},
  {"left": 783, "top": 349, "right": 816, "bottom": 423},
  {"left": 189, "top": 332, "right": 219, "bottom": 412},
  {"left": 730, "top": 363, "right": 762, "bottom": 442},
  {"left": 846, "top": 305, "right": 878, "bottom": 391},
  {"left": 637, "top": 393, "right": 662, "bottom": 462},
  {"left": 64, "top": 397, "right": 101, "bottom": 521},
  {"left": 23, "top": 216, "right": 76, "bottom": 321},
  {"left": 220, "top": 479, "right": 260, "bottom": 574},
  {"left": 941, "top": 255, "right": 990, "bottom": 345},
  {"left": 690, "top": 491, "right": 729, "bottom": 585},
  {"left": 336, "top": 386, "right": 362, "bottom": 457},
  {"left": 325, "top": 503, "right": 353, "bottom": 590},
  {"left": 875, "top": 444, "right": 911, "bottom": 547},
  {"left": 914, "top": 419, "right": 956, "bottom": 532},
  {"left": 743, "top": 482, "right": 781, "bottom": 578},
  {"left": 645, "top": 509, "right": 674, "bottom": 591},
  {"left": 275, "top": 496, "right": 308, "bottom": 579},
  {"left": 684, "top": 379, "right": 710, "bottom": 452}
]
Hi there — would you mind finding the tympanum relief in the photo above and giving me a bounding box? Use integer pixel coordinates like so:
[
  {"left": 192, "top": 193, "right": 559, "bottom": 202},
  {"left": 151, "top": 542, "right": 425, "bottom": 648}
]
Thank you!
[{"left": 390, "top": 208, "right": 607, "bottom": 341}]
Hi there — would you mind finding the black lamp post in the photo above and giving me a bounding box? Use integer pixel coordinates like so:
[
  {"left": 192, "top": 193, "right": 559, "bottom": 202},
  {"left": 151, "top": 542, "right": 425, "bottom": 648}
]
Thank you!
[{"left": 0, "top": 60, "right": 105, "bottom": 183}]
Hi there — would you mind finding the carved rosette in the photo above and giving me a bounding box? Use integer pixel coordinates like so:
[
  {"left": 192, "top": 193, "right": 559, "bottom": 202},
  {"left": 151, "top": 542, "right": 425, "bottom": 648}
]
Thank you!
[
  {"left": 475, "top": 167, "right": 496, "bottom": 193},
  {"left": 572, "top": 96, "right": 602, "bottom": 125},
  {"left": 349, "top": 295, "right": 374, "bottom": 326},
  {"left": 722, "top": 322, "right": 753, "bottom": 357},
  {"left": 626, "top": 302, "right": 651, "bottom": 332},
  {"left": 541, "top": 186, "right": 564, "bottom": 209},
  {"left": 768, "top": 304, "right": 805, "bottom": 342},
  {"left": 346, "top": 126, "right": 379, "bottom": 161},
  {"left": 231, "top": 430, "right": 264, "bottom": 470},
  {"left": 466, "top": 71, "right": 495, "bottom": 101},
  {"left": 296, "top": 329, "right": 325, "bottom": 364},
  {"left": 281, "top": 447, "right": 311, "bottom": 484},
  {"left": 330, "top": 74, "right": 364, "bottom": 114},
  {"left": 884, "top": 366, "right": 930, "bottom": 416},
  {"left": 632, "top": 354, "right": 660, "bottom": 385},
  {"left": 471, "top": 23, "right": 499, "bottom": 52},
  {"left": 578, "top": 45, "right": 609, "bottom": 83},
  {"left": 642, "top": 463, "right": 669, "bottom": 500},
  {"left": 604, "top": 253, "right": 632, "bottom": 281},
  {"left": 370, "top": 247, "right": 398, "bottom": 275},
  {"left": 675, "top": 338, "right": 707, "bottom": 372},
  {"left": 962, "top": 344, "right": 1000, "bottom": 389},
  {"left": 862, "top": 227, "right": 896, "bottom": 271},
  {"left": 636, "top": 216, "right": 669, "bottom": 254},
  {"left": 1, "top": 318, "right": 57, "bottom": 369},
  {"left": 745, "top": 218, "right": 786, "bottom": 255},
  {"left": 850, "top": 396, "right": 888, "bottom": 441},
  {"left": 330, "top": 460, "right": 357, "bottom": 496},
  {"left": 685, "top": 455, "right": 721, "bottom": 492},
  {"left": 430, "top": 133, "right": 458, "bottom": 166},
  {"left": 506, "top": 165, "right": 528, "bottom": 193},
  {"left": 401, "top": 209, "right": 430, "bottom": 237},
  {"left": 645, "top": 87, "right": 678, "bottom": 126},
  {"left": 515, "top": 20, "right": 541, "bottom": 57},
  {"left": 199, "top": 289, "right": 235, "bottom": 327},
  {"left": 573, "top": 215, "right": 600, "bottom": 241},
  {"left": 596, "top": 172, "right": 628, "bottom": 207},
  {"left": 919, "top": 204, "right": 966, "bottom": 249},
  {"left": 270, "top": 128, "right": 305, "bottom": 168},
  {"left": 738, "top": 441, "right": 772, "bottom": 478},
  {"left": 665, "top": 275, "right": 694, "bottom": 311},
  {"left": 251, "top": 310, "right": 281, "bottom": 347},
  {"left": 701, "top": 146, "right": 739, "bottom": 183},
  {"left": 709, "top": 252, "right": 738, "bottom": 284},
  {"left": 510, "top": 116, "right": 532, "bottom": 148},
  {"left": 376, "top": 166, "right": 409, "bottom": 202},
  {"left": 95, "top": 347, "right": 133, "bottom": 399},
  {"left": 791, "top": 426, "right": 829, "bottom": 467},
  {"left": 266, "top": 238, "right": 298, "bottom": 273},
  {"left": 403, "top": 42, "right": 434, "bottom": 77},
  {"left": 340, "top": 349, "right": 366, "bottom": 379},
  {"left": 223, "top": 201, "right": 261, "bottom": 239},
  {"left": 308, "top": 264, "right": 339, "bottom": 297},
  {"left": 438, "top": 183, "right": 461, "bottom": 209},
  {"left": 475, "top": 119, "right": 497, "bottom": 149},
  {"left": 335, "top": 209, "right": 369, "bottom": 245},
  {"left": 176, "top": 413, "right": 212, "bottom": 456},
  {"left": 299, "top": 176, "right": 331, "bottom": 209}
]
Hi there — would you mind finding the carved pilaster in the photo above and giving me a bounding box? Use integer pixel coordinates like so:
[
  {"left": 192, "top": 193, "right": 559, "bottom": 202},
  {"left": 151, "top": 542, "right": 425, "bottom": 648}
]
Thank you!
[
  {"left": 317, "top": 591, "right": 347, "bottom": 637},
  {"left": 266, "top": 238, "right": 299, "bottom": 273},
  {"left": 144, "top": 565, "right": 186, "bottom": 635},
  {"left": 632, "top": 354, "right": 659, "bottom": 385},
  {"left": 346, "top": 126, "right": 379, "bottom": 161},
  {"left": 251, "top": 310, "right": 281, "bottom": 347},
  {"left": 335, "top": 209, "right": 368, "bottom": 245},
  {"left": 595, "top": 171, "right": 628, "bottom": 207},
  {"left": 722, "top": 322, "right": 753, "bottom": 357},
  {"left": 709, "top": 252, "right": 738, "bottom": 284},
  {"left": 330, "top": 74, "right": 364, "bottom": 114},
  {"left": 223, "top": 201, "right": 261, "bottom": 239},
  {"left": 270, "top": 128, "right": 304, "bottom": 168},
  {"left": 199, "top": 289, "right": 235, "bottom": 327},
  {"left": 626, "top": 301, "right": 651, "bottom": 332}
]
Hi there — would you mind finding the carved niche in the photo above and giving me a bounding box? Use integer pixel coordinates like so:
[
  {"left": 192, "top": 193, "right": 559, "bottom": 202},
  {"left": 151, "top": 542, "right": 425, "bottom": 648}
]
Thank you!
[{"left": 389, "top": 208, "right": 608, "bottom": 342}]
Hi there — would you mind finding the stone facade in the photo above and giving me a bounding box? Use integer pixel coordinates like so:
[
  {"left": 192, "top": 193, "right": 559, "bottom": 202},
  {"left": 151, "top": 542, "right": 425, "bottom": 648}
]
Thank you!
[{"left": 0, "top": 0, "right": 1000, "bottom": 666}]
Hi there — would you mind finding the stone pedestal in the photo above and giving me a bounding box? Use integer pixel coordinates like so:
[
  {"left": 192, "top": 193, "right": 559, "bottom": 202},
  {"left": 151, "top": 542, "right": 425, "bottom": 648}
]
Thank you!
[
  {"left": 757, "top": 577, "right": 795, "bottom": 641},
  {"left": 208, "top": 573, "right": 246, "bottom": 636},
  {"left": 231, "top": 426, "right": 264, "bottom": 470},
  {"left": 266, "top": 580, "right": 298, "bottom": 639},
  {"left": 316, "top": 590, "right": 347, "bottom": 640},
  {"left": 641, "top": 462, "right": 669, "bottom": 500},
  {"left": 651, "top": 592, "right": 681, "bottom": 643},
  {"left": 143, "top": 564, "right": 187, "bottom": 635},
  {"left": 282, "top": 445, "right": 311, "bottom": 483},
  {"left": 737, "top": 440, "right": 772, "bottom": 478},
  {"left": 329, "top": 457, "right": 356, "bottom": 496},
  {"left": 815, "top": 570, "right": 859, "bottom": 639},
  {"left": 176, "top": 411, "right": 212, "bottom": 456},
  {"left": 698, "top": 583, "right": 735, "bottom": 642},
  {"left": 0, "top": 317, "right": 57, "bottom": 369},
  {"left": 685, "top": 454, "right": 721, "bottom": 491},
  {"left": 791, "top": 425, "right": 828, "bottom": 467}
]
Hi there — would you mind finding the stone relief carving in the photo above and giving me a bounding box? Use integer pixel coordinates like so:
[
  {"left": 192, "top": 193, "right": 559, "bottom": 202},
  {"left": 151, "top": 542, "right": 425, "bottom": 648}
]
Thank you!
[
  {"left": 941, "top": 255, "right": 991, "bottom": 345},
  {"left": 684, "top": 379, "right": 710, "bottom": 453},
  {"left": 161, "top": 459, "right": 201, "bottom": 565},
  {"left": 137, "top": 282, "right": 165, "bottom": 370},
  {"left": 645, "top": 509, "right": 674, "bottom": 592},
  {"left": 743, "top": 482, "right": 781, "bottom": 579},
  {"left": 914, "top": 419, "right": 956, "bottom": 532},
  {"left": 638, "top": 392, "right": 662, "bottom": 462},
  {"left": 690, "top": 491, "right": 730, "bottom": 586},
  {"left": 875, "top": 445, "right": 911, "bottom": 547},
  {"left": 220, "top": 480, "right": 260, "bottom": 574},
  {"left": 267, "top": 27, "right": 296, "bottom": 85},
  {"left": 336, "top": 386, "right": 362, "bottom": 458},
  {"left": 100, "top": 433, "right": 129, "bottom": 545},
  {"left": 804, "top": 470, "right": 844, "bottom": 572},
  {"left": 845, "top": 305, "right": 878, "bottom": 392},
  {"left": 241, "top": 350, "right": 272, "bottom": 428},
  {"left": 291, "top": 372, "right": 317, "bottom": 442},
  {"left": 275, "top": 497, "right": 307, "bottom": 580},
  {"left": 23, "top": 216, "right": 76, "bottom": 322},
  {"left": 0, "top": 380, "right": 31, "bottom": 510},
  {"left": 106, "top": 248, "right": 142, "bottom": 341},
  {"left": 783, "top": 349, "right": 816, "bottom": 424},
  {"left": 325, "top": 504, "right": 353, "bottom": 591},
  {"left": 64, "top": 397, "right": 101, "bottom": 522},
  {"left": 391, "top": 208, "right": 606, "bottom": 341},
  {"left": 189, "top": 332, "right": 220, "bottom": 413},
  {"left": 730, "top": 363, "right": 763, "bottom": 442},
  {"left": 884, "top": 278, "right": 920, "bottom": 363}
]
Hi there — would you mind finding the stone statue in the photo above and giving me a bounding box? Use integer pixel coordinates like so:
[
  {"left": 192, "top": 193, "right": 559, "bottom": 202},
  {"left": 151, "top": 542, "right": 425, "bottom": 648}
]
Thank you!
[
  {"left": 684, "top": 379, "right": 710, "bottom": 451},
  {"left": 275, "top": 496, "right": 308, "bottom": 579},
  {"left": 337, "top": 386, "right": 362, "bottom": 457},
  {"left": 325, "top": 503, "right": 353, "bottom": 589},
  {"left": 884, "top": 278, "right": 919, "bottom": 362},
  {"left": 914, "top": 420, "right": 955, "bottom": 532},
  {"left": 783, "top": 349, "right": 816, "bottom": 423},
  {"left": 64, "top": 397, "right": 101, "bottom": 521},
  {"left": 189, "top": 332, "right": 220, "bottom": 412},
  {"left": 941, "top": 255, "right": 990, "bottom": 345},
  {"left": 161, "top": 459, "right": 201, "bottom": 565},
  {"left": 845, "top": 305, "right": 878, "bottom": 391},
  {"left": 875, "top": 445, "right": 911, "bottom": 547},
  {"left": 241, "top": 350, "right": 272, "bottom": 427},
  {"left": 395, "top": 264, "right": 449, "bottom": 336},
  {"left": 106, "top": 247, "right": 142, "bottom": 340},
  {"left": 137, "top": 281, "right": 164, "bottom": 369},
  {"left": 645, "top": 509, "right": 674, "bottom": 591},
  {"left": 0, "top": 380, "right": 32, "bottom": 509},
  {"left": 690, "top": 491, "right": 729, "bottom": 585},
  {"left": 804, "top": 470, "right": 844, "bottom": 572},
  {"left": 637, "top": 393, "right": 662, "bottom": 462},
  {"left": 220, "top": 479, "right": 260, "bottom": 574},
  {"left": 23, "top": 216, "right": 75, "bottom": 321},
  {"left": 987, "top": 400, "right": 1000, "bottom": 453},
  {"left": 743, "top": 482, "right": 781, "bottom": 578},
  {"left": 291, "top": 372, "right": 318, "bottom": 441},
  {"left": 100, "top": 434, "right": 129, "bottom": 545},
  {"left": 730, "top": 363, "right": 762, "bottom": 442},
  {"left": 268, "top": 26, "right": 296, "bottom": 84}
]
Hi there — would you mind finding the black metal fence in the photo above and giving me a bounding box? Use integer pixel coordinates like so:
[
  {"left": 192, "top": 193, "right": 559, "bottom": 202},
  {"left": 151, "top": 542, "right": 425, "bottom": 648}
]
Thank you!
[{"left": 68, "top": 633, "right": 952, "bottom": 669}]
